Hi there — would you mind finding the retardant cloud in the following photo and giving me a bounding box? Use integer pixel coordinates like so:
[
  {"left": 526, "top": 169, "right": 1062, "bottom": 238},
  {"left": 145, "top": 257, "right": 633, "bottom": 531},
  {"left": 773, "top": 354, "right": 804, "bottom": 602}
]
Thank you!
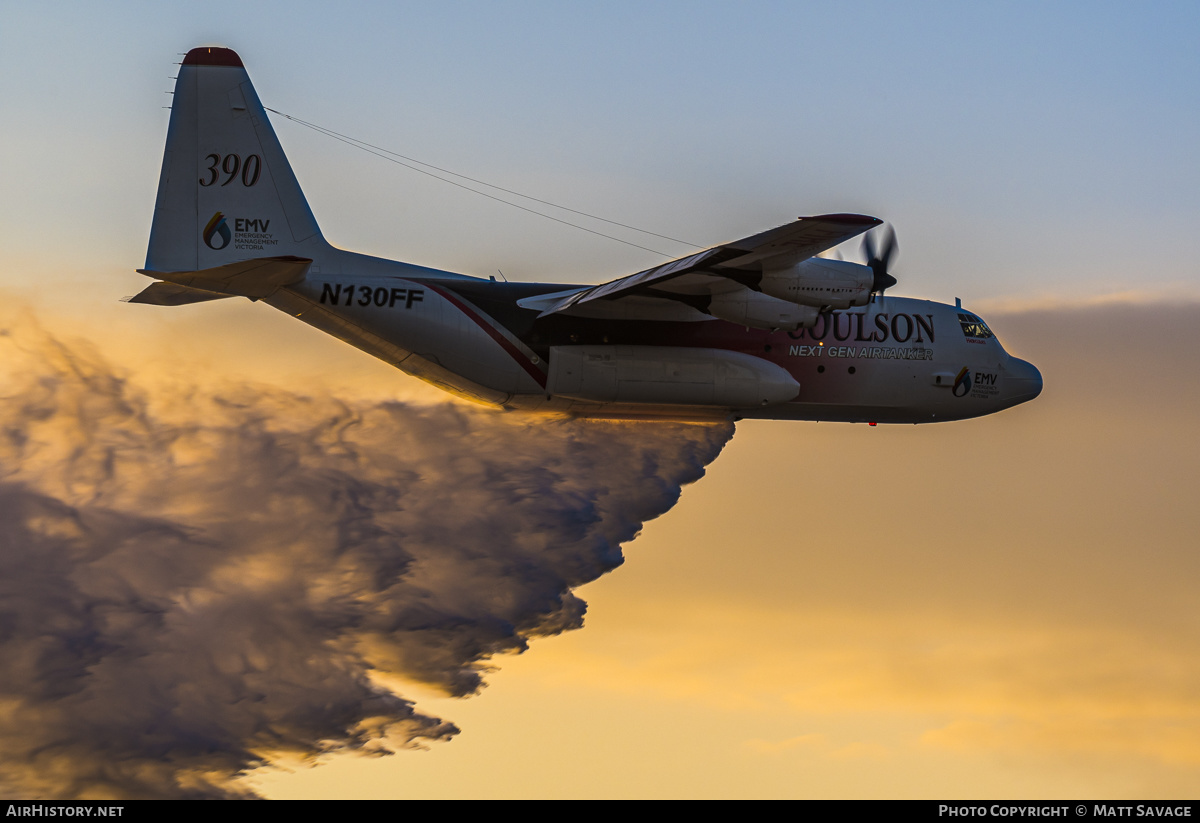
[{"left": 0, "top": 311, "right": 732, "bottom": 799}]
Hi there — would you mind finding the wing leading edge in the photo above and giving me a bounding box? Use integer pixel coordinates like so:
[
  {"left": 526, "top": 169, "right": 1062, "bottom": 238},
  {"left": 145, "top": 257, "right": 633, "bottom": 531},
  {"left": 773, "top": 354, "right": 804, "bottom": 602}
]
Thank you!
[{"left": 530, "top": 213, "right": 881, "bottom": 318}]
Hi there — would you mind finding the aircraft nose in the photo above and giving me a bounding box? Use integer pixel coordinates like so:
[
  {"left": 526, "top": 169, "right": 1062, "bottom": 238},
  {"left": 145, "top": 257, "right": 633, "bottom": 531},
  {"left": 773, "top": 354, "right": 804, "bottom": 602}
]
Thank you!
[{"left": 1006, "top": 357, "right": 1042, "bottom": 404}]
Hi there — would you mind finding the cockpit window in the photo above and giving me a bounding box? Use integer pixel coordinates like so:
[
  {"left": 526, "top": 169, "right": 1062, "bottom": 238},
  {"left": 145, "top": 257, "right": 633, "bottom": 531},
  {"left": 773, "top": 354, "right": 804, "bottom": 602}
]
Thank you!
[{"left": 958, "top": 312, "right": 994, "bottom": 339}]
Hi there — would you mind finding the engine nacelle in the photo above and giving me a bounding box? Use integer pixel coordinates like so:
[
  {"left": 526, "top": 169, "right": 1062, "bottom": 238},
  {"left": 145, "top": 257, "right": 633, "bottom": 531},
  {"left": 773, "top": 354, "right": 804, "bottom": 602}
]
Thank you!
[
  {"left": 707, "top": 288, "right": 820, "bottom": 331},
  {"left": 759, "top": 257, "right": 874, "bottom": 311}
]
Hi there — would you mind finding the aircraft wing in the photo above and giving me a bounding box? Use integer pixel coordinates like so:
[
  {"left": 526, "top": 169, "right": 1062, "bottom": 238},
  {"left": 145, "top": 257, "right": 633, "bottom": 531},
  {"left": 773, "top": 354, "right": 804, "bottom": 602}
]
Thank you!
[{"left": 533, "top": 213, "right": 881, "bottom": 317}]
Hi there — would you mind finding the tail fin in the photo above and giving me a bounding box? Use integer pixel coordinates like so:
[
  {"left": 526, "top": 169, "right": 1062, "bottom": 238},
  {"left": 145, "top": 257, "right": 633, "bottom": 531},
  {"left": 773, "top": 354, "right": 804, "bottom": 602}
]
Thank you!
[{"left": 146, "top": 46, "right": 328, "bottom": 272}]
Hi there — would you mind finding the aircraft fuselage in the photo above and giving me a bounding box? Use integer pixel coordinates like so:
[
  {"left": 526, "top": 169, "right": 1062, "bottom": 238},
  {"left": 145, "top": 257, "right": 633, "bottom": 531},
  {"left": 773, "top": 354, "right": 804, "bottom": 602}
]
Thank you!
[{"left": 268, "top": 273, "right": 1040, "bottom": 422}]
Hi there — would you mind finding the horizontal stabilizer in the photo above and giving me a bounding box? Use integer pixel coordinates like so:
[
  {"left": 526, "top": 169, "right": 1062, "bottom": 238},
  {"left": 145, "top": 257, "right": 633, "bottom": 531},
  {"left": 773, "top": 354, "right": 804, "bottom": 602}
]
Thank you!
[
  {"left": 124, "top": 282, "right": 234, "bottom": 306},
  {"left": 136, "top": 255, "right": 312, "bottom": 300}
]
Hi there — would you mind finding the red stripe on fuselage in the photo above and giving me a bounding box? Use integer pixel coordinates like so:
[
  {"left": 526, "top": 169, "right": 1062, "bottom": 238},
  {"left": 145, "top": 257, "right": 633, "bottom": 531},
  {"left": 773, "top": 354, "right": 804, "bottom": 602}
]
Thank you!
[{"left": 423, "top": 282, "right": 548, "bottom": 389}]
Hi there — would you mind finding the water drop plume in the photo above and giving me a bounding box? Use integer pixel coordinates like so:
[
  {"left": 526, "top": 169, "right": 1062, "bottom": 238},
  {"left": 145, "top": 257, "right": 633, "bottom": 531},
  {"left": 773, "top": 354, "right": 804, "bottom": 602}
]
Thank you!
[{"left": 0, "top": 310, "right": 733, "bottom": 798}]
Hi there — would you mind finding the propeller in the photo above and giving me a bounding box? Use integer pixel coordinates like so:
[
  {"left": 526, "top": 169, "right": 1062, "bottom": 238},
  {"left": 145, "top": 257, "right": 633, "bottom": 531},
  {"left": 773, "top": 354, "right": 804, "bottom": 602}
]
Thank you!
[{"left": 861, "top": 224, "right": 898, "bottom": 297}]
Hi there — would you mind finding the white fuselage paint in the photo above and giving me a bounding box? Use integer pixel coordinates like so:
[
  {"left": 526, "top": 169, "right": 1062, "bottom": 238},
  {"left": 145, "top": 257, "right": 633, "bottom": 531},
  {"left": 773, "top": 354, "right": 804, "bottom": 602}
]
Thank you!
[{"left": 272, "top": 274, "right": 1040, "bottom": 423}]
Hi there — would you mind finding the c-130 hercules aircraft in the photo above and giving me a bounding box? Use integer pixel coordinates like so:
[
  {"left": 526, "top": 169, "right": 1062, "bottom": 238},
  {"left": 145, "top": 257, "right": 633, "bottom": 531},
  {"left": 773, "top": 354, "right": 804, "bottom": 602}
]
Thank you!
[{"left": 132, "top": 46, "right": 1041, "bottom": 423}]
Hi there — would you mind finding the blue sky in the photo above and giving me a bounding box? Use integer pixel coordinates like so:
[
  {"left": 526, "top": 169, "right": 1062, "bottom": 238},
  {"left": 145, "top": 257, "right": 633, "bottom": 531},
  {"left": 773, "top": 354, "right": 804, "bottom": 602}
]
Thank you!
[{"left": 3, "top": 1, "right": 1197, "bottom": 304}]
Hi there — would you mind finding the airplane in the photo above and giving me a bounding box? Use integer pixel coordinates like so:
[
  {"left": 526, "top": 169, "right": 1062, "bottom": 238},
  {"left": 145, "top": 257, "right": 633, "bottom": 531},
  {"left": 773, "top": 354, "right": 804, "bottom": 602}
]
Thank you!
[{"left": 131, "top": 46, "right": 1042, "bottom": 424}]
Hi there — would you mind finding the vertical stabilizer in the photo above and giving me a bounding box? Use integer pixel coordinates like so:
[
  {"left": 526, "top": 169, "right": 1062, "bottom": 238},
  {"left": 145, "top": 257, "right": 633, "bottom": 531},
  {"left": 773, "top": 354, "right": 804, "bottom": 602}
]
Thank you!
[{"left": 146, "top": 46, "right": 327, "bottom": 272}]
